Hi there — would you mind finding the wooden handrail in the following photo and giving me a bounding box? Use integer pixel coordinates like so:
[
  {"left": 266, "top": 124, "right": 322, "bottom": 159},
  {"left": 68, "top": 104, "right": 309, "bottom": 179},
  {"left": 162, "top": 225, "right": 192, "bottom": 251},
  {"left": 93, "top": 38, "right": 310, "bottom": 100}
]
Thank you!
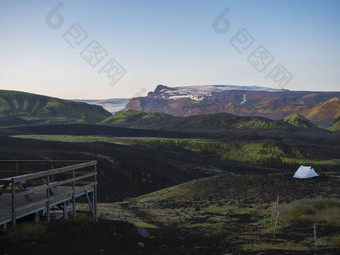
[
  {"left": 9, "top": 161, "right": 96, "bottom": 183},
  {"left": 0, "top": 160, "right": 89, "bottom": 164},
  {"left": 18, "top": 172, "right": 97, "bottom": 197}
]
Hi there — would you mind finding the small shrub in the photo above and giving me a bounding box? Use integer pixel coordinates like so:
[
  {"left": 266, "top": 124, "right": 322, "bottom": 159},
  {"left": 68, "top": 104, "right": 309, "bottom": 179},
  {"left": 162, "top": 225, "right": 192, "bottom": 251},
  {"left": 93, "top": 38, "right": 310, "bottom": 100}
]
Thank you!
[
  {"left": 138, "top": 196, "right": 161, "bottom": 203},
  {"left": 311, "top": 200, "right": 340, "bottom": 210},
  {"left": 288, "top": 206, "right": 315, "bottom": 218},
  {"left": 330, "top": 236, "right": 340, "bottom": 248},
  {"left": 281, "top": 199, "right": 340, "bottom": 226}
]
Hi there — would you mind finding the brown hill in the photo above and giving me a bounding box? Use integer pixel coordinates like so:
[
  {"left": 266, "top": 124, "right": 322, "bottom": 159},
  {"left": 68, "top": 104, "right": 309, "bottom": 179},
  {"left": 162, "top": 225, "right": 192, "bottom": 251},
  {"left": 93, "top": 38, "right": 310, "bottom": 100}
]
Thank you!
[{"left": 305, "top": 97, "right": 340, "bottom": 127}]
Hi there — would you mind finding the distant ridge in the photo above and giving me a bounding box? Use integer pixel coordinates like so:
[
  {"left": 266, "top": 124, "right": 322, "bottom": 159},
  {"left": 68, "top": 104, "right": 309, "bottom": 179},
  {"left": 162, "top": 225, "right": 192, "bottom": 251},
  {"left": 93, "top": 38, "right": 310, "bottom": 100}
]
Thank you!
[
  {"left": 125, "top": 85, "right": 340, "bottom": 127},
  {"left": 0, "top": 90, "right": 112, "bottom": 126}
]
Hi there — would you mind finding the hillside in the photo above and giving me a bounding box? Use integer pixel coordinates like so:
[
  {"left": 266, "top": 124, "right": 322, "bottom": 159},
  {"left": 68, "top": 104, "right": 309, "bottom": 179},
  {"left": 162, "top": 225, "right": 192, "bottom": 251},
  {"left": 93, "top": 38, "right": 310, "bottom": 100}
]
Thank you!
[
  {"left": 0, "top": 90, "right": 112, "bottom": 126},
  {"left": 98, "top": 173, "right": 340, "bottom": 254},
  {"left": 283, "top": 113, "right": 319, "bottom": 129},
  {"left": 101, "top": 110, "right": 295, "bottom": 132},
  {"left": 100, "top": 110, "right": 171, "bottom": 125},
  {"left": 305, "top": 97, "right": 340, "bottom": 127},
  {"left": 125, "top": 85, "right": 340, "bottom": 127},
  {"left": 329, "top": 118, "right": 340, "bottom": 131}
]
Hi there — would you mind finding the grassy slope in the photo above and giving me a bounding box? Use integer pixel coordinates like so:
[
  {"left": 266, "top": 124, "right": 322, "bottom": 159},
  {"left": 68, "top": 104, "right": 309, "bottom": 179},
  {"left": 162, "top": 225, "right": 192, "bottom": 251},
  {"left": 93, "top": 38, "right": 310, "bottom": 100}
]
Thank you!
[
  {"left": 0, "top": 90, "right": 112, "bottom": 125},
  {"left": 283, "top": 113, "right": 319, "bottom": 129},
  {"left": 13, "top": 135, "right": 340, "bottom": 169},
  {"left": 95, "top": 174, "right": 340, "bottom": 253},
  {"left": 101, "top": 110, "right": 296, "bottom": 132},
  {"left": 100, "top": 110, "right": 171, "bottom": 124},
  {"left": 329, "top": 118, "right": 340, "bottom": 131},
  {"left": 306, "top": 97, "right": 340, "bottom": 127}
]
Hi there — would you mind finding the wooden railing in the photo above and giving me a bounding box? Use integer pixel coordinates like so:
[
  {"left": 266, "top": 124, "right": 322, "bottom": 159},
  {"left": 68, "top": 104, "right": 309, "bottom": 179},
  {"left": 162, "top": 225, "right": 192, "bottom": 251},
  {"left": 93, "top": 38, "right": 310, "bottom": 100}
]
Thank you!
[
  {"left": 0, "top": 160, "right": 97, "bottom": 227},
  {"left": 0, "top": 160, "right": 91, "bottom": 177}
]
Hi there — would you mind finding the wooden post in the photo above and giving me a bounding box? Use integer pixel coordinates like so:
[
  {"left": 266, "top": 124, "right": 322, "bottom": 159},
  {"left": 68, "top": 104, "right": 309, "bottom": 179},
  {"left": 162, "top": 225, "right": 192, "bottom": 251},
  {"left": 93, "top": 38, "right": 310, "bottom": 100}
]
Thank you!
[
  {"left": 72, "top": 169, "right": 76, "bottom": 221},
  {"left": 34, "top": 212, "right": 40, "bottom": 223},
  {"left": 274, "top": 195, "right": 279, "bottom": 216},
  {"left": 11, "top": 179, "right": 16, "bottom": 227},
  {"left": 89, "top": 190, "right": 95, "bottom": 220},
  {"left": 271, "top": 209, "right": 274, "bottom": 225},
  {"left": 313, "top": 224, "right": 317, "bottom": 247},
  {"left": 273, "top": 212, "right": 280, "bottom": 238},
  {"left": 94, "top": 164, "right": 97, "bottom": 222},
  {"left": 46, "top": 174, "right": 50, "bottom": 222},
  {"left": 63, "top": 202, "right": 68, "bottom": 220}
]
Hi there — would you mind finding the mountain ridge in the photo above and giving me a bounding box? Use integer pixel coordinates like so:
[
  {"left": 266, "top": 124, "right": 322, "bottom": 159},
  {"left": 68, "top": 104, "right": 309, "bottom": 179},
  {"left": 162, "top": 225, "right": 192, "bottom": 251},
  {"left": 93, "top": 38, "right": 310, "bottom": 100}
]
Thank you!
[{"left": 125, "top": 85, "right": 340, "bottom": 128}]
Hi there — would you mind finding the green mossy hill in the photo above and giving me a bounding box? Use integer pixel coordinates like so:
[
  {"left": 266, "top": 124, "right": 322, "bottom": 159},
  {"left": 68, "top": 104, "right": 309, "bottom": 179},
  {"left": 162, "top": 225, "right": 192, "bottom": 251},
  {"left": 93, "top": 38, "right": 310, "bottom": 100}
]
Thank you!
[
  {"left": 101, "top": 110, "right": 295, "bottom": 132},
  {"left": 329, "top": 118, "right": 340, "bottom": 131},
  {"left": 100, "top": 110, "right": 171, "bottom": 124},
  {"left": 283, "top": 113, "right": 319, "bottom": 129},
  {"left": 0, "top": 90, "right": 112, "bottom": 126}
]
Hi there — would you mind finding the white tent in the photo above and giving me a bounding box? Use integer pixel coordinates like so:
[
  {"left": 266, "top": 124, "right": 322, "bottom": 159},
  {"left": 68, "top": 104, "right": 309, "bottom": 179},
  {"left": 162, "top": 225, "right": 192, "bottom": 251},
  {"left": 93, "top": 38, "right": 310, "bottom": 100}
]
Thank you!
[{"left": 293, "top": 165, "right": 319, "bottom": 179}]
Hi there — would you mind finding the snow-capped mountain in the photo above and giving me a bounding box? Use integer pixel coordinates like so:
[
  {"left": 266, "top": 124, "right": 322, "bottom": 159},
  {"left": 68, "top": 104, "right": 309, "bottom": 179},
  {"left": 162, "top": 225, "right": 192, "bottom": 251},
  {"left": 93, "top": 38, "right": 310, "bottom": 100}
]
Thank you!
[{"left": 149, "top": 85, "right": 288, "bottom": 101}]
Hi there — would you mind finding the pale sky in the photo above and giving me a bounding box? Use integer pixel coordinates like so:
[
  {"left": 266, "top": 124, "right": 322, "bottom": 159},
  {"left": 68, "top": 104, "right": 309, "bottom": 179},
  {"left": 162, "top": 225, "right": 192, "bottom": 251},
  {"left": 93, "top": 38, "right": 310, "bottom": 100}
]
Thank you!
[{"left": 0, "top": 0, "right": 339, "bottom": 99}]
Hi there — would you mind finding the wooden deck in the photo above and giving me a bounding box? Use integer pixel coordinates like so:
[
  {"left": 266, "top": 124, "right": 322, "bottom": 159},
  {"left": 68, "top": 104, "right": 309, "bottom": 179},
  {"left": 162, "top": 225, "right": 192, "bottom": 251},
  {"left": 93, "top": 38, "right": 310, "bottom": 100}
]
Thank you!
[{"left": 0, "top": 160, "right": 97, "bottom": 229}]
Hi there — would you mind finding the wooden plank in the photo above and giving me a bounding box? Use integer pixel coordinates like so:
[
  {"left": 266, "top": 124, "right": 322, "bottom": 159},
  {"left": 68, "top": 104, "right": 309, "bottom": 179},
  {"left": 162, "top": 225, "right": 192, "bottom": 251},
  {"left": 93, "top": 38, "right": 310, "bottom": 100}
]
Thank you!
[
  {"left": 0, "top": 182, "right": 10, "bottom": 196},
  {"left": 0, "top": 160, "right": 89, "bottom": 164},
  {"left": 46, "top": 174, "right": 50, "bottom": 222},
  {"left": 15, "top": 198, "right": 49, "bottom": 212},
  {"left": 75, "top": 182, "right": 97, "bottom": 194},
  {"left": 12, "top": 161, "right": 97, "bottom": 182},
  {"left": 72, "top": 170, "right": 76, "bottom": 221},
  {"left": 17, "top": 184, "right": 48, "bottom": 197},
  {"left": 14, "top": 186, "right": 92, "bottom": 213},
  {"left": 53, "top": 172, "right": 96, "bottom": 187},
  {"left": 0, "top": 178, "right": 11, "bottom": 182},
  {"left": 94, "top": 164, "right": 97, "bottom": 222},
  {"left": 13, "top": 172, "right": 96, "bottom": 197},
  {"left": 11, "top": 179, "right": 15, "bottom": 227}
]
